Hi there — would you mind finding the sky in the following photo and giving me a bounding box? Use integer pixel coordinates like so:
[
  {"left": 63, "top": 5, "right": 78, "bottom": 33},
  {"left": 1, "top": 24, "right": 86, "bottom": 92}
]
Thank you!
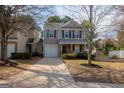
[
  {"left": 55, "top": 6, "right": 65, "bottom": 18},
  {"left": 39, "top": 5, "right": 118, "bottom": 39}
]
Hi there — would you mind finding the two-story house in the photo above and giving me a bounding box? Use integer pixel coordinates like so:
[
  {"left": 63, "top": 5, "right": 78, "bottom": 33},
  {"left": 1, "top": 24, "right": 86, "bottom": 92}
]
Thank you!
[
  {"left": 43, "top": 20, "right": 87, "bottom": 57},
  {"left": 0, "top": 29, "right": 40, "bottom": 58}
]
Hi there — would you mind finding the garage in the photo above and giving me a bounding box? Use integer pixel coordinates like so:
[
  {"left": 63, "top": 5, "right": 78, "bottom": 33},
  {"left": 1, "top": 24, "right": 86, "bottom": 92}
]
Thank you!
[
  {"left": 0, "top": 43, "right": 16, "bottom": 58},
  {"left": 45, "top": 44, "right": 58, "bottom": 57}
]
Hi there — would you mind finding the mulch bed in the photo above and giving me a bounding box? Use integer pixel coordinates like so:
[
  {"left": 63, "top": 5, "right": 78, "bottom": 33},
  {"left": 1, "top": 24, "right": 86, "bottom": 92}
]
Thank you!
[{"left": 80, "top": 64, "right": 102, "bottom": 68}]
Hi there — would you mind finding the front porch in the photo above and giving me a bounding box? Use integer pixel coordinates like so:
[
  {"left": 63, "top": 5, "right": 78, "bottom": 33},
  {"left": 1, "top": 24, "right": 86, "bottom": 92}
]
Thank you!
[
  {"left": 58, "top": 39, "right": 87, "bottom": 56},
  {"left": 60, "top": 44, "right": 87, "bottom": 54}
]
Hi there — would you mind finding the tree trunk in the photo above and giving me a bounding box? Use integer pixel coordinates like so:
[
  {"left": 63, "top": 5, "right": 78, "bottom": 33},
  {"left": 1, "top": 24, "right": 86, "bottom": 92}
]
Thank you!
[
  {"left": 88, "top": 44, "right": 92, "bottom": 65},
  {"left": 88, "top": 5, "right": 93, "bottom": 65},
  {"left": 1, "top": 31, "right": 8, "bottom": 63}
]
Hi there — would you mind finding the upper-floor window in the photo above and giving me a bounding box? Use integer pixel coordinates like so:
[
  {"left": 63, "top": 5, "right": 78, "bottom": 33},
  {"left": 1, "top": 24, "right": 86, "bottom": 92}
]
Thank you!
[
  {"left": 49, "top": 31, "right": 54, "bottom": 38},
  {"left": 62, "top": 30, "right": 82, "bottom": 39},
  {"left": 62, "top": 30, "right": 69, "bottom": 38},
  {"left": 75, "top": 31, "right": 80, "bottom": 38},
  {"left": 65, "top": 31, "right": 69, "bottom": 38},
  {"left": 47, "top": 30, "right": 56, "bottom": 38}
]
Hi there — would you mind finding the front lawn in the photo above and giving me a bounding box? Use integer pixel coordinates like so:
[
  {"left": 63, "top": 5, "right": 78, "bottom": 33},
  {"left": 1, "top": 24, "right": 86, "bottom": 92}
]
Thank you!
[
  {"left": 64, "top": 59, "right": 124, "bottom": 84},
  {"left": 0, "top": 57, "right": 42, "bottom": 81}
]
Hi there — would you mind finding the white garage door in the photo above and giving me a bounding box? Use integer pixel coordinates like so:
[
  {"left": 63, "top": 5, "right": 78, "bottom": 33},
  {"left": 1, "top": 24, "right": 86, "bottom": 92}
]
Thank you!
[
  {"left": 45, "top": 44, "right": 58, "bottom": 57},
  {"left": 0, "top": 43, "right": 15, "bottom": 58}
]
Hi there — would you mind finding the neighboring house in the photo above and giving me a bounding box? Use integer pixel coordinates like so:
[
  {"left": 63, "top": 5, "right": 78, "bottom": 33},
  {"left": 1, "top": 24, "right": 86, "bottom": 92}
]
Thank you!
[
  {"left": 43, "top": 20, "right": 88, "bottom": 57},
  {"left": 99, "top": 38, "right": 117, "bottom": 48},
  {"left": 0, "top": 29, "right": 40, "bottom": 58}
]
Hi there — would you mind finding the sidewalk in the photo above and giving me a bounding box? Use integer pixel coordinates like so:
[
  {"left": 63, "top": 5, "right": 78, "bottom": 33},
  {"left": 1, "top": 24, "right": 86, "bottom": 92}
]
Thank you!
[{"left": 76, "top": 82, "right": 124, "bottom": 88}]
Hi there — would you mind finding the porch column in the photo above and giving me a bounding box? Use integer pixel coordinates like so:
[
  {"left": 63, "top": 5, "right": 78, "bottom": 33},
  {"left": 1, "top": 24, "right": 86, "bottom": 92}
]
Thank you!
[
  {"left": 60, "top": 44, "right": 62, "bottom": 56},
  {"left": 84, "top": 44, "right": 86, "bottom": 51}
]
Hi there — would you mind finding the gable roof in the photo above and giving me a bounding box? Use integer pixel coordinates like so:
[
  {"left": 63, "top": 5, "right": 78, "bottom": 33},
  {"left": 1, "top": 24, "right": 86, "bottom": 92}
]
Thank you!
[
  {"left": 44, "top": 20, "right": 83, "bottom": 29},
  {"left": 44, "top": 23, "right": 64, "bottom": 29},
  {"left": 61, "top": 20, "right": 83, "bottom": 28}
]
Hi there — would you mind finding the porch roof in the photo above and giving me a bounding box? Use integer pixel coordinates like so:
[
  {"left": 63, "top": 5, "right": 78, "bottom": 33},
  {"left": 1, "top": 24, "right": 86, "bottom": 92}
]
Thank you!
[{"left": 59, "top": 39, "right": 86, "bottom": 44}]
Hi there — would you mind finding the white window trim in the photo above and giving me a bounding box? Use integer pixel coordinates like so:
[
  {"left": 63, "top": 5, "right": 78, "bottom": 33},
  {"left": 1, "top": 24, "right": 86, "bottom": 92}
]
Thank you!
[
  {"left": 48, "top": 31, "right": 54, "bottom": 38},
  {"left": 74, "top": 31, "right": 80, "bottom": 39},
  {"left": 64, "top": 30, "right": 69, "bottom": 39}
]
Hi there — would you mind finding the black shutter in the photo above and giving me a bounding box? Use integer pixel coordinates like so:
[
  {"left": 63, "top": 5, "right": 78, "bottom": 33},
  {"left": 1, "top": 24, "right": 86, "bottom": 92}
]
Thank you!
[
  {"left": 62, "top": 30, "right": 64, "bottom": 38},
  {"left": 73, "top": 30, "right": 75, "bottom": 38},
  {"left": 80, "top": 30, "right": 81, "bottom": 38},
  {"left": 69, "top": 30, "right": 71, "bottom": 38},
  {"left": 54, "top": 30, "right": 56, "bottom": 38},
  {"left": 47, "top": 30, "right": 49, "bottom": 38}
]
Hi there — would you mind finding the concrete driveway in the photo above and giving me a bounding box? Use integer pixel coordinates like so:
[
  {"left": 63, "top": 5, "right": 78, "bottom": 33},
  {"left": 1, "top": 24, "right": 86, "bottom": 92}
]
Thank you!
[{"left": 10, "top": 57, "right": 77, "bottom": 88}]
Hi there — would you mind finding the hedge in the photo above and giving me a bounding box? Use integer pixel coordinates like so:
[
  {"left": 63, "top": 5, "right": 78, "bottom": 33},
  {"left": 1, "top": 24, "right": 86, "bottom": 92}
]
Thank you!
[
  {"left": 62, "top": 53, "right": 77, "bottom": 59},
  {"left": 110, "top": 55, "right": 118, "bottom": 59},
  {"left": 11, "top": 52, "right": 32, "bottom": 59},
  {"left": 62, "top": 52, "right": 95, "bottom": 60},
  {"left": 76, "top": 52, "right": 88, "bottom": 59}
]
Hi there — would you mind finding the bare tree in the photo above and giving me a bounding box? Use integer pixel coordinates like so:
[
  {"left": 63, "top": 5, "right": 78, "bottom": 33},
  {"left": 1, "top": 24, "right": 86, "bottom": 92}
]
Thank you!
[
  {"left": 65, "top": 5, "right": 114, "bottom": 65},
  {"left": 113, "top": 6, "right": 124, "bottom": 48},
  {"left": 0, "top": 5, "right": 54, "bottom": 64}
]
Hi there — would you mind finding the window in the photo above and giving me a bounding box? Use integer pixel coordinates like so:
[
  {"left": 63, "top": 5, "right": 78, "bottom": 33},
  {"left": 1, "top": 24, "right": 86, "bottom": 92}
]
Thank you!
[
  {"left": 75, "top": 31, "right": 80, "bottom": 38},
  {"left": 79, "top": 30, "right": 82, "bottom": 38},
  {"left": 47, "top": 30, "right": 54, "bottom": 38},
  {"left": 69, "top": 30, "right": 71, "bottom": 38},
  {"left": 64, "top": 31, "right": 69, "bottom": 38},
  {"left": 72, "top": 30, "right": 75, "bottom": 38},
  {"left": 49, "top": 31, "right": 54, "bottom": 38},
  {"left": 54, "top": 30, "right": 56, "bottom": 38}
]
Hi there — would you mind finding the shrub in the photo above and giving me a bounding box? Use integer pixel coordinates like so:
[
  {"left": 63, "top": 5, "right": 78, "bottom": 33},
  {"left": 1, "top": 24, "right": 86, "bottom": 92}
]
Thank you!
[
  {"left": 112, "top": 46, "right": 117, "bottom": 50},
  {"left": 62, "top": 53, "right": 77, "bottom": 59},
  {"left": 103, "top": 51, "right": 109, "bottom": 56},
  {"left": 32, "top": 52, "right": 42, "bottom": 56},
  {"left": 62, "top": 52, "right": 95, "bottom": 60},
  {"left": 111, "top": 55, "right": 118, "bottom": 59},
  {"left": 119, "top": 47, "right": 124, "bottom": 50},
  {"left": 76, "top": 52, "right": 88, "bottom": 59},
  {"left": 91, "top": 54, "right": 95, "bottom": 60},
  {"left": 11, "top": 52, "right": 32, "bottom": 59},
  {"left": 77, "top": 52, "right": 95, "bottom": 60},
  {"left": 96, "top": 48, "right": 103, "bottom": 51}
]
